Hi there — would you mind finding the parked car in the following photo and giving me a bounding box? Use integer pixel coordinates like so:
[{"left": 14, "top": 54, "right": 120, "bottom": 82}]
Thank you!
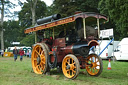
[{"left": 112, "top": 38, "right": 128, "bottom": 60}]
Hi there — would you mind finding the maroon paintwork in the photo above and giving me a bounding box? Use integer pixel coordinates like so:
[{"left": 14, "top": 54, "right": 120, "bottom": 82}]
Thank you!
[{"left": 43, "top": 37, "right": 98, "bottom": 69}]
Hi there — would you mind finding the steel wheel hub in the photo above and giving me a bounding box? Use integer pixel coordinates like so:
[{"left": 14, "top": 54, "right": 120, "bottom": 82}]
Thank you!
[
  {"left": 66, "top": 65, "right": 70, "bottom": 69},
  {"left": 37, "top": 57, "right": 41, "bottom": 64}
]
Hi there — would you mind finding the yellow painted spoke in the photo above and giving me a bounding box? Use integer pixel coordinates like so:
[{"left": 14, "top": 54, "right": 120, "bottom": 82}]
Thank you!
[
  {"left": 72, "top": 70, "right": 76, "bottom": 73},
  {"left": 96, "top": 60, "right": 99, "bottom": 63},
  {"left": 68, "top": 58, "right": 70, "bottom": 64},
  {"left": 94, "top": 67, "right": 96, "bottom": 73},
  {"left": 39, "top": 47, "right": 42, "bottom": 54},
  {"left": 91, "top": 68, "right": 93, "bottom": 73},
  {"left": 72, "top": 59, "right": 74, "bottom": 64},
  {"left": 41, "top": 61, "right": 45, "bottom": 65},
  {"left": 72, "top": 71, "right": 74, "bottom": 75},
  {"left": 74, "top": 66, "right": 76, "bottom": 69},
  {"left": 91, "top": 57, "right": 94, "bottom": 62},
  {"left": 41, "top": 55, "right": 45, "bottom": 59},
  {"left": 35, "top": 65, "right": 39, "bottom": 71},
  {"left": 41, "top": 50, "right": 44, "bottom": 55},
  {"left": 66, "top": 59, "right": 69, "bottom": 64},
  {"left": 35, "top": 50, "right": 41, "bottom": 56},
  {"left": 66, "top": 69, "right": 70, "bottom": 72},
  {"left": 64, "top": 65, "right": 67, "bottom": 68},
  {"left": 39, "top": 64, "right": 42, "bottom": 71},
  {"left": 68, "top": 70, "right": 70, "bottom": 75},
  {"left": 72, "top": 62, "right": 75, "bottom": 65},
  {"left": 40, "top": 64, "right": 45, "bottom": 70},
  {"left": 33, "top": 58, "right": 37, "bottom": 60}
]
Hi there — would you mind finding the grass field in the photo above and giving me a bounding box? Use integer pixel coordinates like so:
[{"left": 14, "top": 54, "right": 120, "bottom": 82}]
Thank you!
[{"left": 0, "top": 56, "right": 128, "bottom": 85}]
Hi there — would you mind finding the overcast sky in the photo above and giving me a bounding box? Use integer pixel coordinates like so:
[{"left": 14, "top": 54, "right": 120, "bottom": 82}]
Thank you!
[
  {"left": 11, "top": 0, "right": 53, "bottom": 11},
  {"left": 3, "top": 0, "right": 53, "bottom": 20},
  {"left": 42, "top": 0, "right": 53, "bottom": 6}
]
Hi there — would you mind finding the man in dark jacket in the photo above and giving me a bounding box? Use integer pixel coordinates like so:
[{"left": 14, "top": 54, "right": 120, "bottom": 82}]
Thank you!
[
  {"left": 13, "top": 46, "right": 18, "bottom": 61},
  {"left": 19, "top": 48, "right": 24, "bottom": 61}
]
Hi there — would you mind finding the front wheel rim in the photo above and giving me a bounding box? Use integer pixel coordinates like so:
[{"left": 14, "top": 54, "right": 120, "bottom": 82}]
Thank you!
[{"left": 62, "top": 54, "right": 80, "bottom": 79}]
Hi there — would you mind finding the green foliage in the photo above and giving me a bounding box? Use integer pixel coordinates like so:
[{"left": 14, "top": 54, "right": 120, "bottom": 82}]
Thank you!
[
  {"left": 51, "top": 0, "right": 100, "bottom": 17},
  {"left": 52, "top": 0, "right": 76, "bottom": 17},
  {"left": 3, "top": 20, "right": 20, "bottom": 48},
  {"left": 44, "top": 0, "right": 101, "bottom": 38},
  {"left": 76, "top": 0, "right": 100, "bottom": 13},
  {"left": 0, "top": 0, "right": 17, "bottom": 18},
  {"left": 2, "top": 0, "right": 128, "bottom": 47},
  {"left": 99, "top": 0, "right": 128, "bottom": 40},
  {"left": 18, "top": 0, "right": 47, "bottom": 27},
  {"left": 98, "top": 0, "right": 108, "bottom": 15},
  {"left": 18, "top": 0, "right": 47, "bottom": 46},
  {"left": 20, "top": 34, "right": 35, "bottom": 46}
]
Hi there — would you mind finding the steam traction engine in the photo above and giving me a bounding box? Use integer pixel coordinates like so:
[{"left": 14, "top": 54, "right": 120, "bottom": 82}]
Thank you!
[{"left": 24, "top": 12, "right": 108, "bottom": 79}]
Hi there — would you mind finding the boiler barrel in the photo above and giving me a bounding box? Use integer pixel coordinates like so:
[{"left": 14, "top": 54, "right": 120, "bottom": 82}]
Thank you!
[
  {"left": 62, "top": 42, "right": 90, "bottom": 56},
  {"left": 37, "top": 14, "right": 61, "bottom": 25}
]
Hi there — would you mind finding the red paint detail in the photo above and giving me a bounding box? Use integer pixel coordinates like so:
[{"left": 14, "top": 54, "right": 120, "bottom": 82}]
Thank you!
[
  {"left": 88, "top": 40, "right": 99, "bottom": 47},
  {"left": 106, "top": 53, "right": 108, "bottom": 57}
]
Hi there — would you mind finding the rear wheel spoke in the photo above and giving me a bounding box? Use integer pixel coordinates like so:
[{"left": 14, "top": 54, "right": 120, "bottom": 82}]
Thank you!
[
  {"left": 41, "top": 61, "right": 45, "bottom": 64},
  {"left": 41, "top": 50, "right": 44, "bottom": 55},
  {"left": 33, "top": 58, "right": 37, "bottom": 60},
  {"left": 35, "top": 65, "right": 39, "bottom": 70},
  {"left": 39, "top": 47, "right": 42, "bottom": 54},
  {"left": 35, "top": 50, "right": 41, "bottom": 56}
]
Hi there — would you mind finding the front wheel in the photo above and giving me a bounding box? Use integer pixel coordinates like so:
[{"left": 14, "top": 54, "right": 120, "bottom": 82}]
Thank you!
[
  {"left": 62, "top": 54, "right": 80, "bottom": 79},
  {"left": 85, "top": 54, "right": 103, "bottom": 76}
]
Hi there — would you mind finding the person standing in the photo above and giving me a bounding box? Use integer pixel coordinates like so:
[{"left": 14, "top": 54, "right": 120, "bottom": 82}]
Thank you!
[
  {"left": 5, "top": 48, "right": 8, "bottom": 52},
  {"left": 1, "top": 49, "right": 4, "bottom": 57},
  {"left": 29, "top": 49, "right": 31, "bottom": 58},
  {"left": 13, "top": 46, "right": 18, "bottom": 61},
  {"left": 26, "top": 50, "right": 29, "bottom": 58},
  {"left": 19, "top": 48, "right": 24, "bottom": 61}
]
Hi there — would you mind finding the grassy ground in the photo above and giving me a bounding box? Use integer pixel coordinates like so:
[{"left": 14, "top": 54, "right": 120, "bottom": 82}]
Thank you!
[{"left": 0, "top": 56, "right": 128, "bottom": 85}]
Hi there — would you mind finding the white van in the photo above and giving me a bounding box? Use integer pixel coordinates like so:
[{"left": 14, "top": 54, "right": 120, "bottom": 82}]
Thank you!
[
  {"left": 113, "top": 38, "right": 128, "bottom": 60},
  {"left": 95, "top": 40, "right": 120, "bottom": 59}
]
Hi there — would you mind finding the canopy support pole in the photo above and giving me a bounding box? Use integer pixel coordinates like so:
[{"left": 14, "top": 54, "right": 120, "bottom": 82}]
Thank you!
[
  {"left": 35, "top": 32, "right": 37, "bottom": 43},
  {"left": 53, "top": 28, "right": 55, "bottom": 39},
  {"left": 97, "top": 18, "right": 100, "bottom": 38},
  {"left": 83, "top": 18, "right": 86, "bottom": 39}
]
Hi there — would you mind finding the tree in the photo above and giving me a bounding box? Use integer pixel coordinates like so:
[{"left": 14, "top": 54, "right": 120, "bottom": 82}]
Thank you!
[
  {"left": 26, "top": 0, "right": 37, "bottom": 26},
  {"left": 20, "top": 34, "right": 35, "bottom": 46},
  {"left": 18, "top": 0, "right": 47, "bottom": 46},
  {"left": 106, "top": 0, "right": 128, "bottom": 38},
  {"left": 76, "top": 0, "right": 100, "bottom": 13},
  {"left": 3, "top": 20, "right": 20, "bottom": 48},
  {"left": 0, "top": 0, "right": 4, "bottom": 50},
  {"left": 0, "top": 0, "right": 16, "bottom": 49},
  {"left": 18, "top": 0, "right": 47, "bottom": 27},
  {"left": 52, "top": 0, "right": 76, "bottom": 17},
  {"left": 0, "top": 0, "right": 5, "bottom": 50},
  {"left": 98, "top": 0, "right": 128, "bottom": 40},
  {"left": 51, "top": 0, "right": 100, "bottom": 17},
  {"left": 46, "top": 0, "right": 101, "bottom": 36}
]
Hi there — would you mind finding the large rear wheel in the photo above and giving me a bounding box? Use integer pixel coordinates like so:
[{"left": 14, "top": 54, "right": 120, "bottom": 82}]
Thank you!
[
  {"left": 31, "top": 43, "right": 49, "bottom": 74},
  {"left": 62, "top": 54, "right": 80, "bottom": 79},
  {"left": 85, "top": 54, "right": 103, "bottom": 76}
]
